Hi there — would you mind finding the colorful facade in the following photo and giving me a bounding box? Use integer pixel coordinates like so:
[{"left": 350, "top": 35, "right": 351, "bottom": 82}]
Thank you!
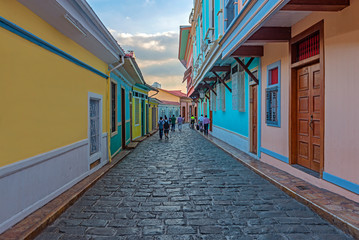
[
  {"left": 149, "top": 88, "right": 192, "bottom": 121},
  {"left": 0, "top": 0, "right": 128, "bottom": 233},
  {"left": 180, "top": 0, "right": 358, "bottom": 202}
]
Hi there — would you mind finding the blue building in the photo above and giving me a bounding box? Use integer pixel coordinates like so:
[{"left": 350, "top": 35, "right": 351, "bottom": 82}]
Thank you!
[{"left": 187, "top": 0, "right": 261, "bottom": 158}]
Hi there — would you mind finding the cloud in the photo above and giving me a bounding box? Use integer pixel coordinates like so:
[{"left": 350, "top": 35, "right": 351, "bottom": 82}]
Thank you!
[
  {"left": 109, "top": 30, "right": 177, "bottom": 54},
  {"left": 110, "top": 29, "right": 186, "bottom": 91},
  {"left": 146, "top": 75, "right": 186, "bottom": 92}
]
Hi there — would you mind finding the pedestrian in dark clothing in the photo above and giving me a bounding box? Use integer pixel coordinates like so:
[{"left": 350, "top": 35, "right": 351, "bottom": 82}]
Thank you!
[
  {"left": 203, "top": 115, "right": 210, "bottom": 135},
  {"left": 171, "top": 115, "right": 176, "bottom": 131},
  {"left": 158, "top": 117, "right": 164, "bottom": 140}
]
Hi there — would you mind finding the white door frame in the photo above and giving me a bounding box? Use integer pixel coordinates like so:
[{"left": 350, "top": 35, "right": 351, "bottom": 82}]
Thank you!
[{"left": 88, "top": 92, "right": 103, "bottom": 167}]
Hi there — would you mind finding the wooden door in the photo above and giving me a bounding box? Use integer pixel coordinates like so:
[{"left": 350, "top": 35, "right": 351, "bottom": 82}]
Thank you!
[
  {"left": 296, "top": 64, "right": 321, "bottom": 172},
  {"left": 250, "top": 85, "right": 258, "bottom": 154},
  {"left": 121, "top": 88, "right": 126, "bottom": 148}
]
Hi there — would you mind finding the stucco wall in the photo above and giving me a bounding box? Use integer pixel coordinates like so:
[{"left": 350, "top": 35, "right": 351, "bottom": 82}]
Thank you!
[
  {"left": 260, "top": 43, "right": 290, "bottom": 158},
  {"left": 291, "top": 2, "right": 359, "bottom": 185},
  {"left": 0, "top": 1, "right": 108, "bottom": 167}
]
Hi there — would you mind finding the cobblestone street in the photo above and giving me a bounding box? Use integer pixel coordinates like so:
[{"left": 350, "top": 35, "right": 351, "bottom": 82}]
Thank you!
[{"left": 36, "top": 125, "right": 353, "bottom": 240}]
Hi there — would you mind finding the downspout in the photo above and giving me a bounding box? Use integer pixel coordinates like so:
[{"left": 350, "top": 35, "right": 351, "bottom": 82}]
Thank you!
[{"left": 106, "top": 55, "right": 125, "bottom": 162}]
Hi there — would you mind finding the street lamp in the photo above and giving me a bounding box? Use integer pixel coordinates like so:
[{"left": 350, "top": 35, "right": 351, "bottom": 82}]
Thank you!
[{"left": 198, "top": 88, "right": 205, "bottom": 101}]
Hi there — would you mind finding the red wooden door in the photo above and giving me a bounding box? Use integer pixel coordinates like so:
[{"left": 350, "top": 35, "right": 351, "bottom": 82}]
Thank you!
[
  {"left": 297, "top": 64, "right": 321, "bottom": 172},
  {"left": 251, "top": 85, "right": 258, "bottom": 154}
]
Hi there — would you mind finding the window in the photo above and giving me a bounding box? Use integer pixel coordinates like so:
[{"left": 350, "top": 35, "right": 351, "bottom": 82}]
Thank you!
[
  {"left": 216, "top": 84, "right": 221, "bottom": 111},
  {"left": 295, "top": 32, "right": 320, "bottom": 62},
  {"left": 232, "top": 67, "right": 245, "bottom": 112},
  {"left": 210, "top": 89, "right": 216, "bottom": 111},
  {"left": 266, "top": 61, "right": 281, "bottom": 127},
  {"left": 221, "top": 83, "right": 226, "bottom": 111},
  {"left": 90, "top": 99, "right": 100, "bottom": 155},
  {"left": 88, "top": 92, "right": 102, "bottom": 165},
  {"left": 135, "top": 98, "right": 139, "bottom": 125},
  {"left": 111, "top": 82, "right": 117, "bottom": 134}
]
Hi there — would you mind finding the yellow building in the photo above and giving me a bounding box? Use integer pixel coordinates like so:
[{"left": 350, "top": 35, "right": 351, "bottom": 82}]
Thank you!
[
  {"left": 148, "top": 98, "right": 161, "bottom": 132},
  {"left": 0, "top": 0, "right": 125, "bottom": 233}
]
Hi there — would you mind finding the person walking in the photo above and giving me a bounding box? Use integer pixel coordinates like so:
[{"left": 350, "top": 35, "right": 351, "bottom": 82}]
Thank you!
[
  {"left": 158, "top": 117, "right": 164, "bottom": 140},
  {"left": 190, "top": 115, "right": 195, "bottom": 129},
  {"left": 163, "top": 116, "right": 170, "bottom": 139},
  {"left": 203, "top": 115, "right": 210, "bottom": 135},
  {"left": 198, "top": 114, "right": 204, "bottom": 131},
  {"left": 177, "top": 115, "right": 183, "bottom": 132},
  {"left": 171, "top": 115, "right": 176, "bottom": 132}
]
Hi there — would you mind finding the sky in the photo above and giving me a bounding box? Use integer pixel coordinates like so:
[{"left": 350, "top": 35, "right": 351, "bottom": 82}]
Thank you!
[{"left": 87, "top": 0, "right": 193, "bottom": 92}]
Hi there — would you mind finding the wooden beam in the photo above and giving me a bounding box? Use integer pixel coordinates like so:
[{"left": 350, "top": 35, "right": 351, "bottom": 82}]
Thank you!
[
  {"left": 212, "top": 72, "right": 232, "bottom": 93},
  {"left": 230, "top": 46, "right": 263, "bottom": 57},
  {"left": 247, "top": 27, "right": 291, "bottom": 42},
  {"left": 205, "top": 93, "right": 210, "bottom": 100},
  {"left": 245, "top": 57, "right": 255, "bottom": 68},
  {"left": 234, "top": 57, "right": 259, "bottom": 85},
  {"left": 204, "top": 82, "right": 217, "bottom": 96},
  {"left": 211, "top": 65, "right": 231, "bottom": 73},
  {"left": 282, "top": 0, "right": 349, "bottom": 11}
]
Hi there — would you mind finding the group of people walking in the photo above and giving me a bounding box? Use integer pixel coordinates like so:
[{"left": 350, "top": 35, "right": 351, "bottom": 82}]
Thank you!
[
  {"left": 157, "top": 115, "right": 184, "bottom": 140},
  {"left": 158, "top": 114, "right": 209, "bottom": 140}
]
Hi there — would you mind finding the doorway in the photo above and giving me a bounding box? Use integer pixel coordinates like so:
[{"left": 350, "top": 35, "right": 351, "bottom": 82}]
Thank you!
[
  {"left": 250, "top": 85, "right": 258, "bottom": 154},
  {"left": 121, "top": 88, "right": 126, "bottom": 149},
  {"left": 295, "top": 64, "right": 322, "bottom": 172},
  {"left": 152, "top": 107, "right": 157, "bottom": 130},
  {"left": 289, "top": 21, "right": 324, "bottom": 175},
  {"left": 141, "top": 100, "right": 145, "bottom": 136}
]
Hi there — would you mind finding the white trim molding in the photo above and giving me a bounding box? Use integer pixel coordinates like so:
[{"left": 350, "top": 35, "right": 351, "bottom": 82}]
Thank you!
[
  {"left": 0, "top": 137, "right": 108, "bottom": 234},
  {"left": 212, "top": 125, "right": 249, "bottom": 153}
]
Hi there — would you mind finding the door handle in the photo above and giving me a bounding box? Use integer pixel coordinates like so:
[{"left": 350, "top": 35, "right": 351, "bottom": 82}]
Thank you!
[{"left": 309, "top": 115, "right": 313, "bottom": 130}]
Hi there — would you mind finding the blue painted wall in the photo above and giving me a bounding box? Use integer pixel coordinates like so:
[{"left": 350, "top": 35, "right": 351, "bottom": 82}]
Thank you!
[{"left": 212, "top": 57, "right": 259, "bottom": 138}]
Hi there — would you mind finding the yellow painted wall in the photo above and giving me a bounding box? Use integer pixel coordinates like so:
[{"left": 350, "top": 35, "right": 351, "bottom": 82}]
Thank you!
[
  {"left": 0, "top": 1, "right": 109, "bottom": 167},
  {"left": 149, "top": 89, "right": 180, "bottom": 103}
]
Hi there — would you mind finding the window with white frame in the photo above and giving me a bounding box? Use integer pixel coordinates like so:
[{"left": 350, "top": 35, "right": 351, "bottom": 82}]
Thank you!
[
  {"left": 216, "top": 84, "right": 221, "bottom": 111},
  {"left": 210, "top": 88, "right": 216, "bottom": 111},
  {"left": 266, "top": 61, "right": 281, "bottom": 127},
  {"left": 111, "top": 81, "right": 117, "bottom": 134},
  {"left": 232, "top": 65, "right": 246, "bottom": 112},
  {"left": 221, "top": 82, "right": 226, "bottom": 111},
  {"left": 88, "top": 92, "right": 102, "bottom": 165},
  {"left": 90, "top": 99, "right": 100, "bottom": 155},
  {"left": 135, "top": 98, "right": 139, "bottom": 125}
]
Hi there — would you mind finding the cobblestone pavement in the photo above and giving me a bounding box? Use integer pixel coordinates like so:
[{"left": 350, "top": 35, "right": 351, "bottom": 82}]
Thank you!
[{"left": 36, "top": 125, "right": 353, "bottom": 240}]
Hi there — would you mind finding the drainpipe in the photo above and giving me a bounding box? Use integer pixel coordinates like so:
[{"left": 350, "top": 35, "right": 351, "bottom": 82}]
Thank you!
[{"left": 106, "top": 55, "right": 125, "bottom": 162}]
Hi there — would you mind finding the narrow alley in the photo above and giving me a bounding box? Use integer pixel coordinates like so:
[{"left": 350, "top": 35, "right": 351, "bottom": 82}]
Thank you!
[{"left": 36, "top": 126, "right": 352, "bottom": 240}]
